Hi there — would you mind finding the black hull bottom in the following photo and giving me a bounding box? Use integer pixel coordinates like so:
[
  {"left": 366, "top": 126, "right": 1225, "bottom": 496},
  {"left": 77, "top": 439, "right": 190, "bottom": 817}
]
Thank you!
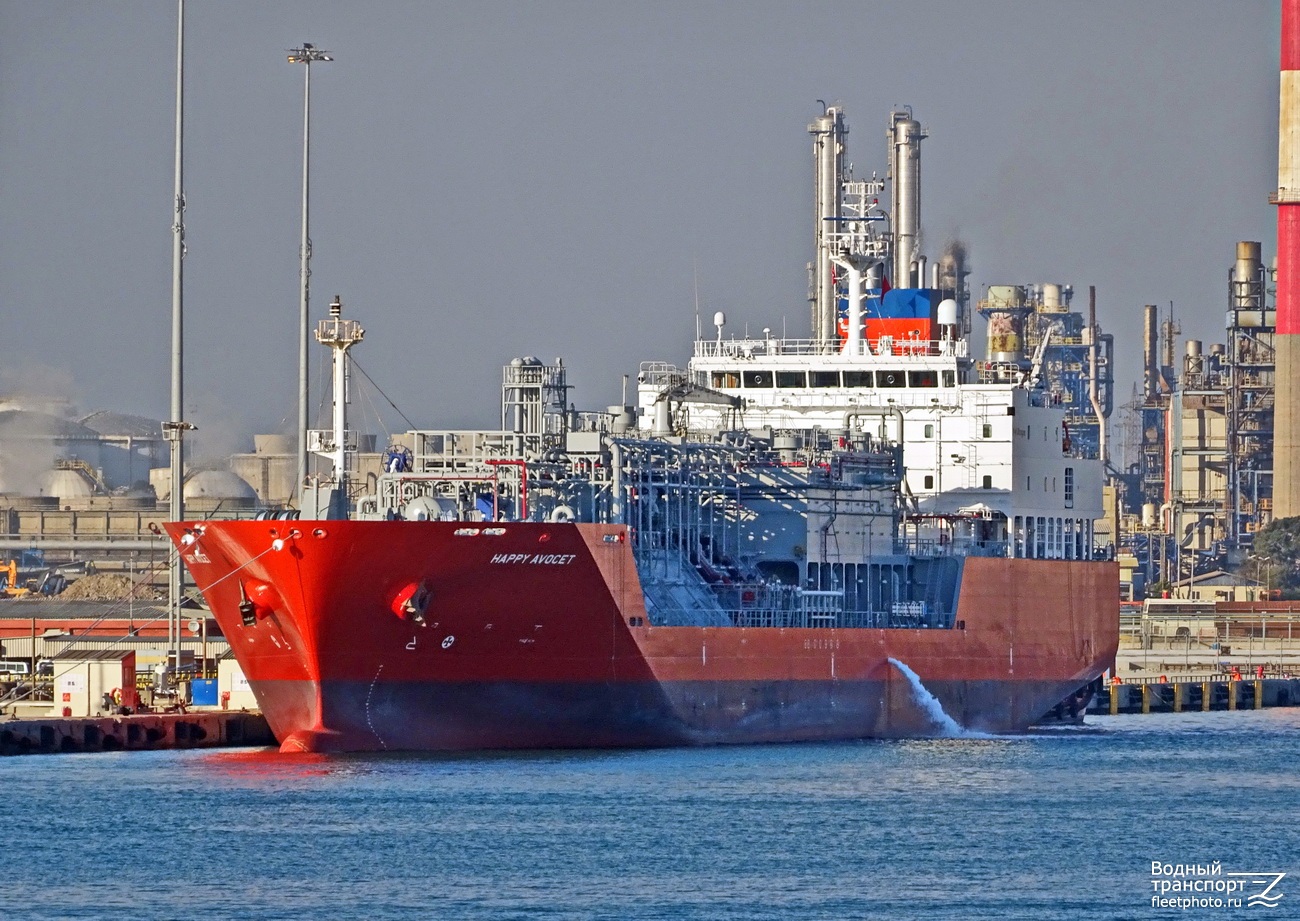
[{"left": 253, "top": 677, "right": 1096, "bottom": 753}]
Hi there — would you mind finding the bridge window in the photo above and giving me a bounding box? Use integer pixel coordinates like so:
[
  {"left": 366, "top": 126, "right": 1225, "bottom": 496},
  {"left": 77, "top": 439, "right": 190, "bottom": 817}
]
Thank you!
[
  {"left": 742, "top": 370, "right": 774, "bottom": 388},
  {"left": 711, "top": 371, "right": 740, "bottom": 388},
  {"left": 776, "top": 370, "right": 806, "bottom": 388},
  {"left": 843, "top": 371, "right": 873, "bottom": 387},
  {"left": 942, "top": 370, "right": 956, "bottom": 387},
  {"left": 810, "top": 370, "right": 841, "bottom": 387},
  {"left": 877, "top": 370, "right": 906, "bottom": 387},
  {"left": 908, "top": 370, "right": 938, "bottom": 388}
]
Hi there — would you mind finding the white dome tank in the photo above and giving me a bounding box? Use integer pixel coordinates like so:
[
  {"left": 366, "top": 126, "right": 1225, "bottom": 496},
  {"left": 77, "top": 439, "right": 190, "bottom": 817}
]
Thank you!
[
  {"left": 183, "top": 470, "right": 258, "bottom": 501},
  {"left": 38, "top": 469, "right": 95, "bottom": 501}
]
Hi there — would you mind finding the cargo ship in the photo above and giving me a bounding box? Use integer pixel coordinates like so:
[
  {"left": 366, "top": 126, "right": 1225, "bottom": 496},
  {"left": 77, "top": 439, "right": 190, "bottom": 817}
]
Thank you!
[{"left": 170, "top": 105, "right": 1118, "bottom": 752}]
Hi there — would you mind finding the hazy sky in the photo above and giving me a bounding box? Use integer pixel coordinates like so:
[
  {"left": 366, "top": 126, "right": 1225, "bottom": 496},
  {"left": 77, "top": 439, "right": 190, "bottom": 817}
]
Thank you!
[{"left": 0, "top": 1, "right": 1281, "bottom": 458}]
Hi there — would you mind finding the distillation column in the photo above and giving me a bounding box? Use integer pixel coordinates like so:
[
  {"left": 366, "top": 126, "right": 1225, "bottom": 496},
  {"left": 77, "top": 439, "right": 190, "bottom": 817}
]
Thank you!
[
  {"left": 890, "top": 111, "right": 924, "bottom": 289},
  {"left": 1275, "top": 0, "right": 1300, "bottom": 518},
  {"left": 809, "top": 108, "right": 846, "bottom": 346}
]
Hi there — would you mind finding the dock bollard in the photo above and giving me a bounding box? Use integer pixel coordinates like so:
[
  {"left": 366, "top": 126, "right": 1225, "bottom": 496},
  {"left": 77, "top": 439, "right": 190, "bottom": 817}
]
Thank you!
[
  {"left": 1255, "top": 679, "right": 1264, "bottom": 710},
  {"left": 1229, "top": 679, "right": 1238, "bottom": 710},
  {"left": 1110, "top": 683, "right": 1120, "bottom": 715},
  {"left": 1173, "top": 682, "right": 1183, "bottom": 712},
  {"left": 1141, "top": 685, "right": 1151, "bottom": 714},
  {"left": 1202, "top": 681, "right": 1212, "bottom": 712}
]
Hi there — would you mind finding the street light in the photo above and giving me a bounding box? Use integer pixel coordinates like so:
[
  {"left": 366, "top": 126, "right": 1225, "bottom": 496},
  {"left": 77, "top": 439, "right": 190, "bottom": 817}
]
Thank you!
[
  {"left": 288, "top": 42, "right": 332, "bottom": 507},
  {"left": 1250, "top": 554, "right": 1272, "bottom": 602}
]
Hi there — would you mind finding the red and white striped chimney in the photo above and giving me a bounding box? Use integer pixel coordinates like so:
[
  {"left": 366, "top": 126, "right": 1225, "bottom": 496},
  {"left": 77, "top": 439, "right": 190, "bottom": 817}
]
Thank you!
[{"left": 1274, "top": 0, "right": 1300, "bottom": 519}]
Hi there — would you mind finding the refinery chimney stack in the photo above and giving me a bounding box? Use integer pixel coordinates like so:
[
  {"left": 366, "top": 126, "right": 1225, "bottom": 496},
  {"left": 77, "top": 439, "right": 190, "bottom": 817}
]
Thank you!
[
  {"left": 1275, "top": 0, "right": 1300, "bottom": 519},
  {"left": 809, "top": 107, "right": 847, "bottom": 347}
]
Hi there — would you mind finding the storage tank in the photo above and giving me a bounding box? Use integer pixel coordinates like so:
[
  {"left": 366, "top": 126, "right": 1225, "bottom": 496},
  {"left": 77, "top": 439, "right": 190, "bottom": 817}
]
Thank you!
[
  {"left": 38, "top": 468, "right": 95, "bottom": 502},
  {"left": 182, "top": 470, "right": 258, "bottom": 512},
  {"left": 983, "top": 285, "right": 1028, "bottom": 360}
]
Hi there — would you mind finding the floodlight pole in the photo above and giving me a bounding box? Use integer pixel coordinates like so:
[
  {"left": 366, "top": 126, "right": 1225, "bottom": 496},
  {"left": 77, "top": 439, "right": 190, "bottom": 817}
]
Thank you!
[
  {"left": 168, "top": 0, "right": 188, "bottom": 690},
  {"left": 288, "top": 43, "right": 332, "bottom": 506}
]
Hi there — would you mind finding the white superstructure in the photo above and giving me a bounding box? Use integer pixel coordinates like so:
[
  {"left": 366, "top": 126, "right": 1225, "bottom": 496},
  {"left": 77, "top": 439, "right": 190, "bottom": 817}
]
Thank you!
[{"left": 634, "top": 106, "right": 1104, "bottom": 562}]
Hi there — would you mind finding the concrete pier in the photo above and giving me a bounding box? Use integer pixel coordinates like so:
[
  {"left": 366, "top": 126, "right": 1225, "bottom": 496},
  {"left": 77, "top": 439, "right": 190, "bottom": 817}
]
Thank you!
[
  {"left": 1092, "top": 676, "right": 1300, "bottom": 715},
  {"left": 0, "top": 711, "right": 273, "bottom": 756}
]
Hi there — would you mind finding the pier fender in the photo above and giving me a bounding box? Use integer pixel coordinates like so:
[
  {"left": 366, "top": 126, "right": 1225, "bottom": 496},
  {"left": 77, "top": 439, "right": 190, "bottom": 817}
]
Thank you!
[{"left": 391, "top": 581, "right": 431, "bottom": 627}]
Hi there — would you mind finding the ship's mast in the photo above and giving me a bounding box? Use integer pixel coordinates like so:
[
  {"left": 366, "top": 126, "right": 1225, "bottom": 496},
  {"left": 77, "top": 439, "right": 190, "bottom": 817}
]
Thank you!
[{"left": 314, "top": 296, "right": 364, "bottom": 510}]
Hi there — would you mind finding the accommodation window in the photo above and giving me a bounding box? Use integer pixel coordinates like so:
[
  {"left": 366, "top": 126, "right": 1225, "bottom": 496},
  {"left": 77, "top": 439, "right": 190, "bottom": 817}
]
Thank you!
[
  {"left": 776, "top": 370, "right": 806, "bottom": 388},
  {"left": 982, "top": 475, "right": 993, "bottom": 489},
  {"left": 712, "top": 371, "right": 740, "bottom": 388},
  {"left": 924, "top": 475, "right": 934, "bottom": 489},
  {"left": 842, "top": 371, "right": 873, "bottom": 387},
  {"left": 877, "top": 370, "right": 906, "bottom": 387},
  {"left": 942, "top": 370, "right": 956, "bottom": 387},
  {"left": 810, "top": 370, "right": 840, "bottom": 387},
  {"left": 742, "top": 370, "right": 774, "bottom": 388},
  {"left": 924, "top": 424, "right": 934, "bottom": 438},
  {"left": 983, "top": 424, "right": 993, "bottom": 438},
  {"left": 909, "top": 370, "right": 938, "bottom": 387},
  {"left": 1064, "top": 466, "right": 1075, "bottom": 509}
]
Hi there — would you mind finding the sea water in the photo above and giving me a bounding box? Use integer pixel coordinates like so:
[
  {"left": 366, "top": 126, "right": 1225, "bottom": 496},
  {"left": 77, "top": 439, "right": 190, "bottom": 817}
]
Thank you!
[{"left": 3, "top": 710, "right": 1299, "bottom": 920}]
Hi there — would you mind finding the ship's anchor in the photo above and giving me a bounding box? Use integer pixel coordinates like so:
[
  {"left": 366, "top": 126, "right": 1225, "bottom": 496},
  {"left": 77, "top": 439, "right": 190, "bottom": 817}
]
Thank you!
[
  {"left": 238, "top": 582, "right": 256, "bottom": 627},
  {"left": 390, "top": 581, "right": 432, "bottom": 627}
]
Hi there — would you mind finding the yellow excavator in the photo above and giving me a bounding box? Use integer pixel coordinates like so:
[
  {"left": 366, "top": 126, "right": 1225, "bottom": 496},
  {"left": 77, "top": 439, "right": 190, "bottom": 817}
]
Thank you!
[{"left": 1, "top": 560, "right": 30, "bottom": 598}]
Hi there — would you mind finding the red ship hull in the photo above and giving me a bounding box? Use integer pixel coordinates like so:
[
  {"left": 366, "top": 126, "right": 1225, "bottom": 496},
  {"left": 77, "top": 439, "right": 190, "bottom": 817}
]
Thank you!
[{"left": 169, "top": 520, "right": 1118, "bottom": 752}]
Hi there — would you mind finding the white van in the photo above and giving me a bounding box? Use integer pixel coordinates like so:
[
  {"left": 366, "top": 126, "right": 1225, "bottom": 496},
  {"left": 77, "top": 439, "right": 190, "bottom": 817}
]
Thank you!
[{"left": 0, "top": 661, "right": 30, "bottom": 676}]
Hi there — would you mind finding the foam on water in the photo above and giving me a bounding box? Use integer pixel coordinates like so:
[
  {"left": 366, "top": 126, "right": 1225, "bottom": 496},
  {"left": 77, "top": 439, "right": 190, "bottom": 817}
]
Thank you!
[{"left": 887, "top": 656, "right": 968, "bottom": 737}]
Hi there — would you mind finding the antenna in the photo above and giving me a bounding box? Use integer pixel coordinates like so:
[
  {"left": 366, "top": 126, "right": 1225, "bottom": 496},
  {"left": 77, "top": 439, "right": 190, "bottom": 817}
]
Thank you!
[{"left": 694, "top": 257, "right": 701, "bottom": 340}]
